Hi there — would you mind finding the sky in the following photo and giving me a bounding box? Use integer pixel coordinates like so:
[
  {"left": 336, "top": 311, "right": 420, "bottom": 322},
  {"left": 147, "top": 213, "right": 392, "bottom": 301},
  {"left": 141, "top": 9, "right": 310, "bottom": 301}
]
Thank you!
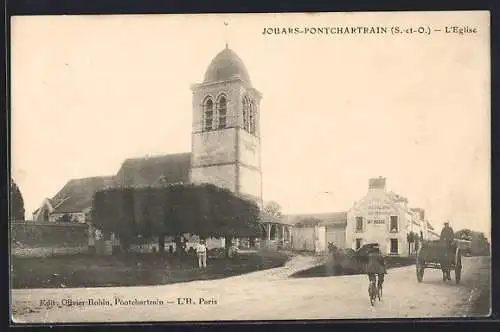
[{"left": 11, "top": 11, "right": 491, "bottom": 237}]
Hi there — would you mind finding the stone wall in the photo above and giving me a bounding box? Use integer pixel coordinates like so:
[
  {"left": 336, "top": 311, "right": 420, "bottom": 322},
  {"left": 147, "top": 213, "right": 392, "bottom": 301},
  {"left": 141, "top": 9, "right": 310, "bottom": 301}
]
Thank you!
[{"left": 11, "top": 221, "right": 89, "bottom": 257}]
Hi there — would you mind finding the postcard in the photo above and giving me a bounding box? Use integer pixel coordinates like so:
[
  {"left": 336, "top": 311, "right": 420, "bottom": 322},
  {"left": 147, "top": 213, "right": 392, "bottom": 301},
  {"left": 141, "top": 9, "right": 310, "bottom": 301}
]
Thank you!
[{"left": 10, "top": 11, "right": 491, "bottom": 323}]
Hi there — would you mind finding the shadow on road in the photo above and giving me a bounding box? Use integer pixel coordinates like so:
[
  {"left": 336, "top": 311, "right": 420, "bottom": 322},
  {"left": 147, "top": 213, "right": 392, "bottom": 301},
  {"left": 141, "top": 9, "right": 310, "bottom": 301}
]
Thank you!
[{"left": 290, "top": 256, "right": 415, "bottom": 279}]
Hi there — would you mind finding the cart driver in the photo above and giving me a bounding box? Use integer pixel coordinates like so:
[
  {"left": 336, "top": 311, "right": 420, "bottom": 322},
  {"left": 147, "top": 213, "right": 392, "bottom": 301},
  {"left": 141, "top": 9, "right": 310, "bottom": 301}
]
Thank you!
[{"left": 440, "top": 222, "right": 455, "bottom": 247}]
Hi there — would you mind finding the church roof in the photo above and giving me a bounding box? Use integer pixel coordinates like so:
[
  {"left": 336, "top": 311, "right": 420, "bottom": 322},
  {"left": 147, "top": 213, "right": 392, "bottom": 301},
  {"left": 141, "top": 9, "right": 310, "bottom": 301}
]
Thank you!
[
  {"left": 51, "top": 176, "right": 116, "bottom": 214},
  {"left": 114, "top": 152, "right": 191, "bottom": 187},
  {"left": 203, "top": 46, "right": 251, "bottom": 83},
  {"left": 40, "top": 153, "right": 192, "bottom": 215}
]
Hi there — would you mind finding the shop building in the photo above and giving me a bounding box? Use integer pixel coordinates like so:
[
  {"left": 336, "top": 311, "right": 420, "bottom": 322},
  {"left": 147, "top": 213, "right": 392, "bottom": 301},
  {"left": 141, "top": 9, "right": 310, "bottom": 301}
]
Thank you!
[{"left": 346, "top": 177, "right": 436, "bottom": 256}]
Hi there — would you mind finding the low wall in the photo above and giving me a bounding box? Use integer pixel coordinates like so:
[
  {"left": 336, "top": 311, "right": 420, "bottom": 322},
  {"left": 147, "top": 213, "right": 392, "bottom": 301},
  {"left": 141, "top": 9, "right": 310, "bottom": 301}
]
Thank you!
[
  {"left": 11, "top": 221, "right": 89, "bottom": 257},
  {"left": 11, "top": 246, "right": 89, "bottom": 258}
]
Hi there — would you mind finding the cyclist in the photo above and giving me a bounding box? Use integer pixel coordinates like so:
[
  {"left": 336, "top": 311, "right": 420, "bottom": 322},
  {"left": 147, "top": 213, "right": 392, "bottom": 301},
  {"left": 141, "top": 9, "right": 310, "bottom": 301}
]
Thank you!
[{"left": 365, "top": 243, "right": 387, "bottom": 295}]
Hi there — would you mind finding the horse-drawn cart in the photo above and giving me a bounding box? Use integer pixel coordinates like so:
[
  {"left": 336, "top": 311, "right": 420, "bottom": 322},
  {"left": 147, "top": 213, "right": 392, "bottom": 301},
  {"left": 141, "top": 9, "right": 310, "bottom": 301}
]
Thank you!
[{"left": 416, "top": 239, "right": 470, "bottom": 284}]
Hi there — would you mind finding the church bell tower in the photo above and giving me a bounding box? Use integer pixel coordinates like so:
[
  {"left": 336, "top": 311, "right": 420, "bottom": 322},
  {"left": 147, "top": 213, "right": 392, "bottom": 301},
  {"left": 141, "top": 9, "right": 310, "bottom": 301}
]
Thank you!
[{"left": 189, "top": 45, "right": 263, "bottom": 208}]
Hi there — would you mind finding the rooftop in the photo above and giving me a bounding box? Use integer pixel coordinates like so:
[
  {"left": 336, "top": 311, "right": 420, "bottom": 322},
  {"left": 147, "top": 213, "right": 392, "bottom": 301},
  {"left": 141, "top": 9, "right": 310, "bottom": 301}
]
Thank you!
[{"left": 203, "top": 46, "right": 251, "bottom": 84}]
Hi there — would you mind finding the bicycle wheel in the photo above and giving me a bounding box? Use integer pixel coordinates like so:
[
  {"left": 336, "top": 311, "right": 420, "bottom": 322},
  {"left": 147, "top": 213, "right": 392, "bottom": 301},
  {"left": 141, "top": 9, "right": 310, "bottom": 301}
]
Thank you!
[{"left": 369, "top": 283, "right": 377, "bottom": 306}]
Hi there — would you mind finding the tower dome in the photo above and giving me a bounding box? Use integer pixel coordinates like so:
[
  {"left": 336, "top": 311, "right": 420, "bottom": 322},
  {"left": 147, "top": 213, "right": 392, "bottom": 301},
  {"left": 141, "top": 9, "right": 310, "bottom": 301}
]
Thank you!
[{"left": 203, "top": 46, "right": 251, "bottom": 83}]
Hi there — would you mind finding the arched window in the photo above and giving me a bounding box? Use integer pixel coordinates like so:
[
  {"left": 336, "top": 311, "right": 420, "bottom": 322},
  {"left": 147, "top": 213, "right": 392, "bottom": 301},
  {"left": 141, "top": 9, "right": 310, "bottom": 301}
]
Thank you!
[
  {"left": 203, "top": 98, "right": 214, "bottom": 131},
  {"left": 242, "top": 97, "right": 249, "bottom": 132},
  {"left": 217, "top": 95, "right": 227, "bottom": 129},
  {"left": 249, "top": 101, "right": 255, "bottom": 135}
]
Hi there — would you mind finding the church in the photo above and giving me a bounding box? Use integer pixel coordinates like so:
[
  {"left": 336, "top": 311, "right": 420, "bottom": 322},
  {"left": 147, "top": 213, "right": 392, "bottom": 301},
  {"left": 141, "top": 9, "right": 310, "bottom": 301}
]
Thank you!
[
  {"left": 32, "top": 45, "right": 438, "bottom": 256},
  {"left": 33, "top": 45, "right": 264, "bottom": 224}
]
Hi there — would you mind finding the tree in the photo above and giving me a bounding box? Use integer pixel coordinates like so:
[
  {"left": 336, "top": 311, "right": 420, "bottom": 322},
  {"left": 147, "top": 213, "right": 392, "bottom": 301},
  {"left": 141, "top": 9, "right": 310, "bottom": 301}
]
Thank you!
[
  {"left": 455, "top": 228, "right": 490, "bottom": 256},
  {"left": 91, "top": 184, "right": 261, "bottom": 255},
  {"left": 406, "top": 232, "right": 416, "bottom": 255},
  {"left": 10, "top": 178, "right": 25, "bottom": 221},
  {"left": 455, "top": 228, "right": 473, "bottom": 241},
  {"left": 92, "top": 187, "right": 139, "bottom": 251},
  {"left": 262, "top": 200, "right": 282, "bottom": 219},
  {"left": 471, "top": 231, "right": 490, "bottom": 256}
]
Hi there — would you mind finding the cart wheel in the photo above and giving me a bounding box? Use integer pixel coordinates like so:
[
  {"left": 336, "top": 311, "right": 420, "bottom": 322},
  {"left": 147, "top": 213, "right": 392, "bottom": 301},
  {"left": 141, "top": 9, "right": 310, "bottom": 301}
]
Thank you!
[
  {"left": 416, "top": 249, "right": 424, "bottom": 282},
  {"left": 416, "top": 266, "right": 424, "bottom": 282},
  {"left": 455, "top": 267, "right": 462, "bottom": 284},
  {"left": 455, "top": 248, "right": 462, "bottom": 284}
]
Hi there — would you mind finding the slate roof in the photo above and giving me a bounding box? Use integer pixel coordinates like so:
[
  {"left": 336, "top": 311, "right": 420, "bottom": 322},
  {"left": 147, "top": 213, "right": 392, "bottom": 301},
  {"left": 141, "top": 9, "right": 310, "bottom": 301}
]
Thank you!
[
  {"left": 283, "top": 212, "right": 348, "bottom": 227},
  {"left": 114, "top": 152, "right": 192, "bottom": 187},
  {"left": 203, "top": 47, "right": 251, "bottom": 83},
  {"left": 51, "top": 176, "right": 116, "bottom": 213},
  {"left": 41, "top": 153, "right": 193, "bottom": 215}
]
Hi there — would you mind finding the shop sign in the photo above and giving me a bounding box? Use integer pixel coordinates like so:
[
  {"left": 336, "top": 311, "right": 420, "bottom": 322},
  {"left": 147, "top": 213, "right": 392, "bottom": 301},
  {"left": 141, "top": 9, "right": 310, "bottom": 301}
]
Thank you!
[{"left": 367, "top": 219, "right": 385, "bottom": 225}]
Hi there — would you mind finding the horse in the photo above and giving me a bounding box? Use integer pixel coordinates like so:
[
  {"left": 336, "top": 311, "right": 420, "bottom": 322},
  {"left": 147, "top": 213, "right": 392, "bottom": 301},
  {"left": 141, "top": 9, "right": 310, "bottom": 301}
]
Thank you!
[
  {"left": 328, "top": 242, "right": 338, "bottom": 253},
  {"left": 440, "top": 241, "right": 457, "bottom": 281}
]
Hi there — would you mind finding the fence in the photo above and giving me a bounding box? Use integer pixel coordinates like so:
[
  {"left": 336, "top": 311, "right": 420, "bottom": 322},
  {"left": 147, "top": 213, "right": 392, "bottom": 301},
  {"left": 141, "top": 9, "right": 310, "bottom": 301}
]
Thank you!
[{"left": 11, "top": 221, "right": 89, "bottom": 257}]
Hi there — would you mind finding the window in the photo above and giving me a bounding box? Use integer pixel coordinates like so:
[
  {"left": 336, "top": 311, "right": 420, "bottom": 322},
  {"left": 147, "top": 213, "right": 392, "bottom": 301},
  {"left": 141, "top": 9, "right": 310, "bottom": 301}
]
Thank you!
[
  {"left": 390, "top": 216, "right": 398, "bottom": 232},
  {"left": 242, "top": 97, "right": 249, "bottom": 132},
  {"left": 242, "top": 96, "right": 257, "bottom": 135},
  {"left": 249, "top": 101, "right": 255, "bottom": 135},
  {"left": 355, "top": 238, "right": 362, "bottom": 250},
  {"left": 390, "top": 239, "right": 399, "bottom": 254},
  {"left": 217, "top": 96, "right": 227, "bottom": 129},
  {"left": 203, "top": 98, "right": 214, "bottom": 132},
  {"left": 355, "top": 217, "right": 363, "bottom": 232}
]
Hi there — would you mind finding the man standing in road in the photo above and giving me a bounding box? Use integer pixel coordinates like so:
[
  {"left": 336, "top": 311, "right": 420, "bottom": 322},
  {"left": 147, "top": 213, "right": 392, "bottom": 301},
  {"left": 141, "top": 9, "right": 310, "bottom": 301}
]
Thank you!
[{"left": 196, "top": 240, "right": 207, "bottom": 269}]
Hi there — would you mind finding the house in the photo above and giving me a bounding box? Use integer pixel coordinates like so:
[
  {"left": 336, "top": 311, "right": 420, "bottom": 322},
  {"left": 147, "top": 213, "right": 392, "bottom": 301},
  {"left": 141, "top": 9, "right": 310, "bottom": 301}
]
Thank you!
[
  {"left": 346, "top": 176, "right": 435, "bottom": 256},
  {"left": 32, "top": 176, "right": 115, "bottom": 223},
  {"left": 285, "top": 212, "right": 347, "bottom": 253}
]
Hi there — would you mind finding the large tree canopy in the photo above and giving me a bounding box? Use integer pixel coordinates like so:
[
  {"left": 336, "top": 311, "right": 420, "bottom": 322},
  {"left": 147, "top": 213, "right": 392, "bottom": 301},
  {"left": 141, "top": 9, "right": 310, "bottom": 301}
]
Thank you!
[
  {"left": 91, "top": 184, "right": 261, "bottom": 241},
  {"left": 455, "top": 228, "right": 490, "bottom": 256},
  {"left": 10, "top": 178, "right": 25, "bottom": 221},
  {"left": 262, "top": 200, "right": 283, "bottom": 219}
]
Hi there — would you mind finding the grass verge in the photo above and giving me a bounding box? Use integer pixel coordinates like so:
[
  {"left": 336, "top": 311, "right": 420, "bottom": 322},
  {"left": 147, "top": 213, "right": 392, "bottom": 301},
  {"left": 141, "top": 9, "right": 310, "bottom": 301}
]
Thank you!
[{"left": 11, "top": 250, "right": 290, "bottom": 289}]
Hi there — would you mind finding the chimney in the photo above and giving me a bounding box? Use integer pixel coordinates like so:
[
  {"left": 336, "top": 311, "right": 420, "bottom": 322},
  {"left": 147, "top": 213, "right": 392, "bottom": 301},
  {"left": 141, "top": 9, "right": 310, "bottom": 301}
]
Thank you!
[{"left": 368, "top": 176, "right": 386, "bottom": 190}]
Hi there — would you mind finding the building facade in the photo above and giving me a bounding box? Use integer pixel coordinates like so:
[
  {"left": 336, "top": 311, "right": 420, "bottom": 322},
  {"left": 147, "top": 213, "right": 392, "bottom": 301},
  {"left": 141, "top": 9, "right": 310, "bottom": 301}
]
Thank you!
[
  {"left": 286, "top": 212, "right": 347, "bottom": 254},
  {"left": 346, "top": 177, "right": 434, "bottom": 256}
]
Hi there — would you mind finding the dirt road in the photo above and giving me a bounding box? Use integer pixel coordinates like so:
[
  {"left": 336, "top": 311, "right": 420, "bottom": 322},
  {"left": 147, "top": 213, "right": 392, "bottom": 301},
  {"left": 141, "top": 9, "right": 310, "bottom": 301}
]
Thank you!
[{"left": 11, "top": 255, "right": 489, "bottom": 323}]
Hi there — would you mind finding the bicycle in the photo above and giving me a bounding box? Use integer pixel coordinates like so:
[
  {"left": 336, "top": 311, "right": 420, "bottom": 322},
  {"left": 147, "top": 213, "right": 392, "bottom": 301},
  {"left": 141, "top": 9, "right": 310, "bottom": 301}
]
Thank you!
[{"left": 368, "top": 279, "right": 378, "bottom": 306}]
